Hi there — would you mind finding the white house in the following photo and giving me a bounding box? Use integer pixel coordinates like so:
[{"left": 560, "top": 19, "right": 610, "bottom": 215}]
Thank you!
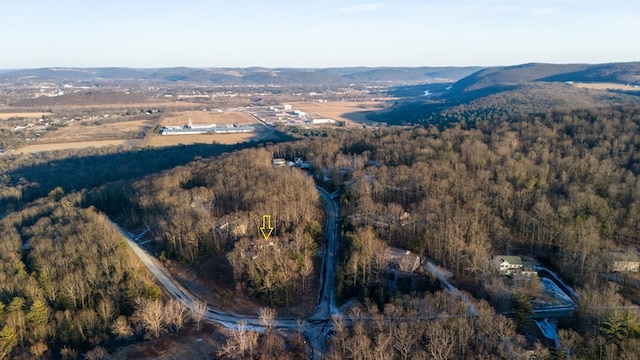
[{"left": 493, "top": 255, "right": 523, "bottom": 275}]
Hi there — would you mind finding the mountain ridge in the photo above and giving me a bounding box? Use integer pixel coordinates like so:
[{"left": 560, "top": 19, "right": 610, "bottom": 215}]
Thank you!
[
  {"left": 0, "top": 66, "right": 483, "bottom": 85},
  {"left": 448, "top": 62, "right": 640, "bottom": 96}
]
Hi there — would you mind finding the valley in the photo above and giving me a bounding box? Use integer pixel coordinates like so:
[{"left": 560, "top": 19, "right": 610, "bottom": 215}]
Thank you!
[{"left": 1, "top": 63, "right": 640, "bottom": 359}]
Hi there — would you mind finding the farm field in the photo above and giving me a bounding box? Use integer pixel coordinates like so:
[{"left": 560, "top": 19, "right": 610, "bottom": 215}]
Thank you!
[
  {"left": 39, "top": 119, "right": 156, "bottom": 143},
  {"left": 0, "top": 112, "right": 52, "bottom": 119},
  {"left": 16, "top": 139, "right": 132, "bottom": 153},
  {"left": 290, "top": 101, "right": 385, "bottom": 126},
  {"left": 160, "top": 110, "right": 257, "bottom": 126},
  {"left": 146, "top": 132, "right": 260, "bottom": 146}
]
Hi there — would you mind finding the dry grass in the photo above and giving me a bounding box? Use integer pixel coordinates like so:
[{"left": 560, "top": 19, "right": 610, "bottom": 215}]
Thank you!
[
  {"left": 161, "top": 111, "right": 257, "bottom": 126},
  {"left": 41, "top": 119, "right": 156, "bottom": 143},
  {"left": 110, "top": 326, "right": 226, "bottom": 360},
  {"left": 16, "top": 140, "right": 132, "bottom": 153},
  {"left": 147, "top": 133, "right": 259, "bottom": 147},
  {"left": 289, "top": 101, "right": 384, "bottom": 126},
  {"left": 0, "top": 112, "right": 52, "bottom": 119},
  {"left": 573, "top": 82, "right": 640, "bottom": 91}
]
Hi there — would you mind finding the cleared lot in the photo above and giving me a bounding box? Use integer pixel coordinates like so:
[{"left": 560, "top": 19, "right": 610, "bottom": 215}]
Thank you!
[{"left": 290, "top": 101, "right": 384, "bottom": 126}]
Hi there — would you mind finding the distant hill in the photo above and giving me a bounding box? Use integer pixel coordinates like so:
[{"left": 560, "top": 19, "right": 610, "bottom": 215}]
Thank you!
[
  {"left": 373, "top": 62, "right": 640, "bottom": 126},
  {"left": 447, "top": 62, "right": 640, "bottom": 100},
  {"left": 0, "top": 66, "right": 481, "bottom": 86}
]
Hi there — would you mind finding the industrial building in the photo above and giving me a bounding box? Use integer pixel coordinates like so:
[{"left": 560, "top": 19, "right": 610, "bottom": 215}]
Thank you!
[{"left": 160, "top": 119, "right": 255, "bottom": 135}]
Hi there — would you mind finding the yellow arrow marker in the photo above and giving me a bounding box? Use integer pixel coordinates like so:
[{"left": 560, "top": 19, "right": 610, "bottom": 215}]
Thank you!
[{"left": 260, "top": 214, "right": 274, "bottom": 241}]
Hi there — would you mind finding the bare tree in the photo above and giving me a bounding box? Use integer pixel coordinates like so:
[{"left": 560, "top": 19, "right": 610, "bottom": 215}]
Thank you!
[
  {"left": 189, "top": 299, "right": 208, "bottom": 330},
  {"left": 426, "top": 319, "right": 455, "bottom": 360},
  {"left": 393, "top": 322, "right": 417, "bottom": 360},
  {"left": 134, "top": 298, "right": 165, "bottom": 338},
  {"left": 300, "top": 255, "right": 313, "bottom": 292},
  {"left": 218, "top": 321, "right": 259, "bottom": 359},
  {"left": 372, "top": 331, "right": 392, "bottom": 360},
  {"left": 59, "top": 346, "right": 78, "bottom": 360},
  {"left": 165, "top": 299, "right": 187, "bottom": 332},
  {"left": 29, "top": 341, "right": 48, "bottom": 359},
  {"left": 110, "top": 316, "right": 133, "bottom": 339},
  {"left": 259, "top": 307, "right": 277, "bottom": 332},
  {"left": 85, "top": 346, "right": 108, "bottom": 360}
]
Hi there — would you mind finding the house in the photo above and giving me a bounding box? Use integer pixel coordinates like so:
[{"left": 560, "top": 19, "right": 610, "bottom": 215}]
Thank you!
[
  {"left": 493, "top": 255, "right": 523, "bottom": 275},
  {"left": 384, "top": 247, "right": 421, "bottom": 273},
  {"left": 272, "top": 158, "right": 286, "bottom": 167}
]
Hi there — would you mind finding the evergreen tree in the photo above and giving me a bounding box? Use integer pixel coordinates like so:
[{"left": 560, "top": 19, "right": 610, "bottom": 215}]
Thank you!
[{"left": 27, "top": 300, "right": 51, "bottom": 327}]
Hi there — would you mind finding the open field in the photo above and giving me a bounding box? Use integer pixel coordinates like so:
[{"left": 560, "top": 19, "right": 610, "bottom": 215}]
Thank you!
[
  {"left": 146, "top": 133, "right": 260, "bottom": 146},
  {"left": 161, "top": 110, "right": 257, "bottom": 126},
  {"left": 572, "top": 82, "right": 640, "bottom": 91},
  {"left": 0, "top": 112, "right": 52, "bottom": 119},
  {"left": 40, "top": 119, "right": 156, "bottom": 143},
  {"left": 290, "top": 101, "right": 385, "bottom": 126},
  {"left": 3, "top": 101, "right": 205, "bottom": 113},
  {"left": 16, "top": 140, "right": 132, "bottom": 153}
]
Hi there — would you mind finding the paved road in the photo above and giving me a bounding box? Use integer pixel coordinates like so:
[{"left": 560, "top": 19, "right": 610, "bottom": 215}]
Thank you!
[
  {"left": 304, "top": 186, "right": 340, "bottom": 359},
  {"left": 116, "top": 184, "right": 340, "bottom": 359}
]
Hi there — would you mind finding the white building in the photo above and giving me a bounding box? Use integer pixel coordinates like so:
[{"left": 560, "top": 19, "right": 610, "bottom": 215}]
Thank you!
[
  {"left": 310, "top": 118, "right": 335, "bottom": 124},
  {"left": 493, "top": 255, "right": 523, "bottom": 275}
]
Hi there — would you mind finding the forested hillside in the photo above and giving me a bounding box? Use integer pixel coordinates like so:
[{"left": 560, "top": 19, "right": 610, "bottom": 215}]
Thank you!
[
  {"left": 92, "top": 148, "right": 324, "bottom": 307},
  {"left": 372, "top": 83, "right": 640, "bottom": 126},
  {"left": 3, "top": 101, "right": 640, "bottom": 358},
  {"left": 328, "top": 292, "right": 541, "bottom": 359},
  {"left": 274, "top": 105, "right": 640, "bottom": 358},
  {"left": 0, "top": 195, "right": 191, "bottom": 359}
]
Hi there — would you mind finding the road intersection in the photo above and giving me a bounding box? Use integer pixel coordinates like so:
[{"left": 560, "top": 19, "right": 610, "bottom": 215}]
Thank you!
[{"left": 116, "top": 185, "right": 340, "bottom": 359}]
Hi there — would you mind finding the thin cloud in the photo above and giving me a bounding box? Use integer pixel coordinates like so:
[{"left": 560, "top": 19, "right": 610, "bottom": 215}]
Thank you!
[
  {"left": 493, "top": 4, "right": 563, "bottom": 16},
  {"left": 338, "top": 3, "right": 384, "bottom": 13}
]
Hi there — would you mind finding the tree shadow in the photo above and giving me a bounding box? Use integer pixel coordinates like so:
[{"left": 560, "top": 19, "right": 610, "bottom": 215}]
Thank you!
[
  {"left": 340, "top": 110, "right": 383, "bottom": 127},
  {"left": 4, "top": 130, "right": 297, "bottom": 207}
]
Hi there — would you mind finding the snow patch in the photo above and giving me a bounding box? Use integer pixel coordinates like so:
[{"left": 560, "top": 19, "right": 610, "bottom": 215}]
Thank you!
[{"left": 541, "top": 278, "right": 574, "bottom": 305}]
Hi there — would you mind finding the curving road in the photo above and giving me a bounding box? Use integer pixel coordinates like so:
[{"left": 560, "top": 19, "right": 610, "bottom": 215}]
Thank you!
[{"left": 115, "top": 184, "right": 340, "bottom": 359}]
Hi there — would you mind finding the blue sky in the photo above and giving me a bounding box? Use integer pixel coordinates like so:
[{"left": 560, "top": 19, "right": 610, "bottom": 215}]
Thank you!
[{"left": 1, "top": 0, "right": 638, "bottom": 68}]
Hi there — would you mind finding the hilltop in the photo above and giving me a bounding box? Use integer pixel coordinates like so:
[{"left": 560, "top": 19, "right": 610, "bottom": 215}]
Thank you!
[{"left": 447, "top": 62, "right": 640, "bottom": 100}]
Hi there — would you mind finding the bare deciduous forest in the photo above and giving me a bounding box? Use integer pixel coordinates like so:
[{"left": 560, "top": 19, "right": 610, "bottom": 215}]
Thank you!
[{"left": 2, "top": 104, "right": 640, "bottom": 358}]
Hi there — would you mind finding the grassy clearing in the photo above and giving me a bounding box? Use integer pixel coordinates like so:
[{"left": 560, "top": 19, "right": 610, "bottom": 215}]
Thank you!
[{"left": 146, "top": 133, "right": 259, "bottom": 147}]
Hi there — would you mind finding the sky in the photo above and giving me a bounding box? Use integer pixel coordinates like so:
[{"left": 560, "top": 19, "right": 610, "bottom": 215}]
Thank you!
[{"left": 0, "top": 0, "right": 638, "bottom": 69}]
